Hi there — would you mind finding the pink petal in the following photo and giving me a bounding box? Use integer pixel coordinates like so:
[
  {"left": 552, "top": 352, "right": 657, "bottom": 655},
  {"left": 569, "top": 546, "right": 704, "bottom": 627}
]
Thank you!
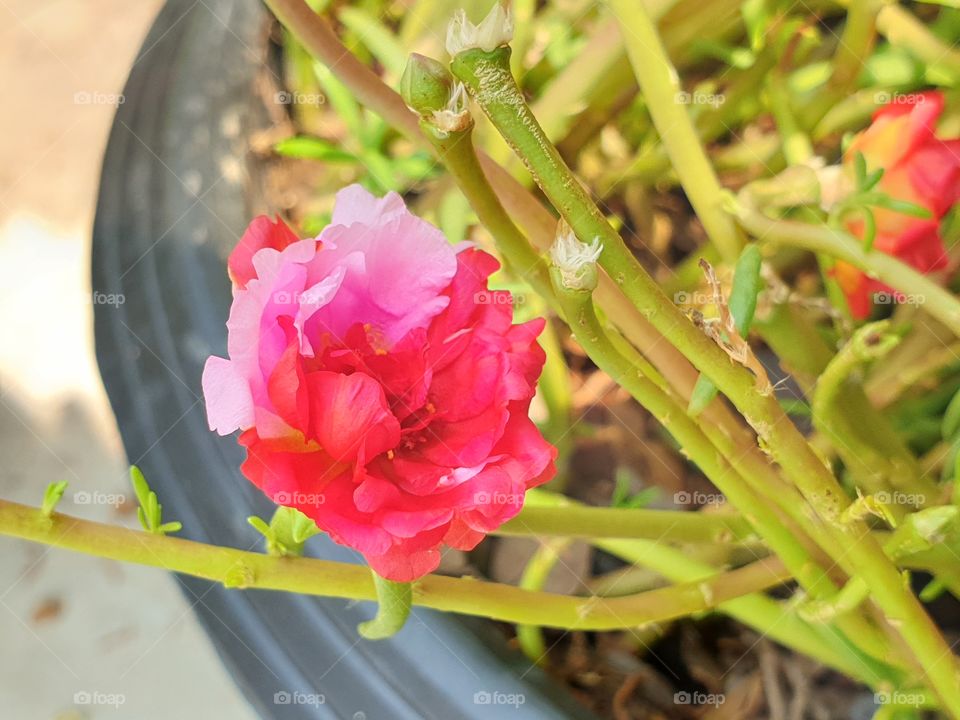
[{"left": 202, "top": 356, "right": 254, "bottom": 434}]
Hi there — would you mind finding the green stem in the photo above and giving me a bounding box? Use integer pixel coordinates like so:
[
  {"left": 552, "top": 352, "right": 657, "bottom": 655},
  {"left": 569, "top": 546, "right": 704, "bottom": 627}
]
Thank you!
[
  {"left": 876, "top": 4, "right": 960, "bottom": 83},
  {"left": 503, "top": 492, "right": 755, "bottom": 543},
  {"left": 516, "top": 538, "right": 571, "bottom": 665},
  {"left": 598, "top": 539, "right": 895, "bottom": 687},
  {"left": 0, "top": 499, "right": 789, "bottom": 632},
  {"left": 526, "top": 490, "right": 898, "bottom": 686},
  {"left": 452, "top": 45, "right": 960, "bottom": 712},
  {"left": 550, "top": 280, "right": 894, "bottom": 662},
  {"left": 736, "top": 208, "right": 960, "bottom": 338},
  {"left": 269, "top": 0, "right": 778, "bottom": 535},
  {"left": 812, "top": 321, "right": 939, "bottom": 504},
  {"left": 802, "top": 0, "right": 879, "bottom": 127},
  {"left": 606, "top": 0, "right": 742, "bottom": 262}
]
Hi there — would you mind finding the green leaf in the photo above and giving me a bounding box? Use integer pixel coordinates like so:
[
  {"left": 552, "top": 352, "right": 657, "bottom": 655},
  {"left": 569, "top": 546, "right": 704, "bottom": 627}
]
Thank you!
[
  {"left": 729, "top": 244, "right": 763, "bottom": 335},
  {"left": 741, "top": 0, "right": 770, "bottom": 51},
  {"left": 853, "top": 151, "right": 868, "bottom": 189},
  {"left": 688, "top": 374, "right": 718, "bottom": 416},
  {"left": 41, "top": 481, "right": 68, "bottom": 518},
  {"left": 248, "top": 507, "right": 320, "bottom": 557},
  {"left": 861, "top": 207, "right": 877, "bottom": 252},
  {"left": 689, "top": 245, "right": 762, "bottom": 417},
  {"left": 358, "top": 572, "right": 412, "bottom": 640},
  {"left": 129, "top": 466, "right": 179, "bottom": 535},
  {"left": 868, "top": 194, "right": 933, "bottom": 219},
  {"left": 943, "top": 388, "right": 960, "bottom": 440},
  {"left": 274, "top": 136, "right": 357, "bottom": 163}
]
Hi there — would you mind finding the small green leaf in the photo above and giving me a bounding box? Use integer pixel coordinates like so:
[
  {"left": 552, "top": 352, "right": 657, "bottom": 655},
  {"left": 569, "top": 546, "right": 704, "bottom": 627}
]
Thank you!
[
  {"left": 853, "top": 151, "right": 868, "bottom": 189},
  {"left": 729, "top": 244, "right": 763, "bottom": 335},
  {"left": 920, "top": 577, "right": 947, "bottom": 602},
  {"left": 688, "top": 374, "right": 719, "bottom": 416},
  {"left": 942, "top": 389, "right": 960, "bottom": 440},
  {"left": 41, "top": 481, "right": 68, "bottom": 518},
  {"left": 779, "top": 398, "right": 812, "bottom": 417},
  {"left": 861, "top": 207, "right": 877, "bottom": 252},
  {"left": 869, "top": 195, "right": 933, "bottom": 219},
  {"left": 863, "top": 167, "right": 884, "bottom": 191},
  {"left": 248, "top": 507, "right": 320, "bottom": 557},
  {"left": 129, "top": 466, "right": 179, "bottom": 535},
  {"left": 358, "top": 572, "right": 412, "bottom": 640},
  {"left": 274, "top": 136, "right": 357, "bottom": 163}
]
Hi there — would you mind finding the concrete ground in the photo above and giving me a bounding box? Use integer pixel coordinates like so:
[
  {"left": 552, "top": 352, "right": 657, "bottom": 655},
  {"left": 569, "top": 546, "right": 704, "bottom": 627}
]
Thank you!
[{"left": 0, "top": 1, "right": 257, "bottom": 717}]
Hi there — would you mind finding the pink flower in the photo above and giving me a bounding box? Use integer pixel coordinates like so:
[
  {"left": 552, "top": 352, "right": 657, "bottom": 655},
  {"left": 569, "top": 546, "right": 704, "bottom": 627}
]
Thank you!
[
  {"left": 834, "top": 92, "right": 960, "bottom": 318},
  {"left": 202, "top": 185, "right": 556, "bottom": 581}
]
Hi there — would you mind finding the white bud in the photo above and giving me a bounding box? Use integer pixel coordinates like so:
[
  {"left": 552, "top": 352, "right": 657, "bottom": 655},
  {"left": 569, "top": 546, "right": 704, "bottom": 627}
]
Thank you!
[
  {"left": 814, "top": 162, "right": 854, "bottom": 212},
  {"left": 431, "top": 82, "right": 471, "bottom": 135},
  {"left": 550, "top": 225, "right": 602, "bottom": 291},
  {"left": 446, "top": 4, "right": 514, "bottom": 56}
]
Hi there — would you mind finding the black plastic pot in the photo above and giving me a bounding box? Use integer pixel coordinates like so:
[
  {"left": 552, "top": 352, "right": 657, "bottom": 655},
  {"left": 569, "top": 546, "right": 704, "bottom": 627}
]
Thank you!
[{"left": 91, "top": 1, "right": 596, "bottom": 718}]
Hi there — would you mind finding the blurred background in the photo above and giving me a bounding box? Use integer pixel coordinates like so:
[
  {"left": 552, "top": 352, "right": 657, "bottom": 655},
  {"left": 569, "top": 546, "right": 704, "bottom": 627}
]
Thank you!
[{"left": 0, "top": 1, "right": 255, "bottom": 717}]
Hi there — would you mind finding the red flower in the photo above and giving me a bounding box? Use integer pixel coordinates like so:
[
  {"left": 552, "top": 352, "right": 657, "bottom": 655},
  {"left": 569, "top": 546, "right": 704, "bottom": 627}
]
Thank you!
[
  {"left": 203, "top": 186, "right": 556, "bottom": 581},
  {"left": 835, "top": 92, "right": 960, "bottom": 318}
]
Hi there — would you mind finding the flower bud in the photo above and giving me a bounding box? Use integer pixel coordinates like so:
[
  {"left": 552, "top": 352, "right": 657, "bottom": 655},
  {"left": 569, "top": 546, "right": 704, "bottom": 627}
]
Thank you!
[
  {"left": 446, "top": 4, "right": 513, "bottom": 56},
  {"left": 400, "top": 53, "right": 454, "bottom": 117},
  {"left": 549, "top": 222, "right": 602, "bottom": 292}
]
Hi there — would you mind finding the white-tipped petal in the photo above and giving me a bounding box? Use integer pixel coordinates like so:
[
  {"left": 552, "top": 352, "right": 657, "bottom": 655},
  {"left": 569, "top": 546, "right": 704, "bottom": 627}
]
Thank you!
[
  {"left": 446, "top": 4, "right": 514, "bottom": 56},
  {"left": 550, "top": 227, "right": 602, "bottom": 291},
  {"left": 431, "top": 82, "right": 471, "bottom": 134}
]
